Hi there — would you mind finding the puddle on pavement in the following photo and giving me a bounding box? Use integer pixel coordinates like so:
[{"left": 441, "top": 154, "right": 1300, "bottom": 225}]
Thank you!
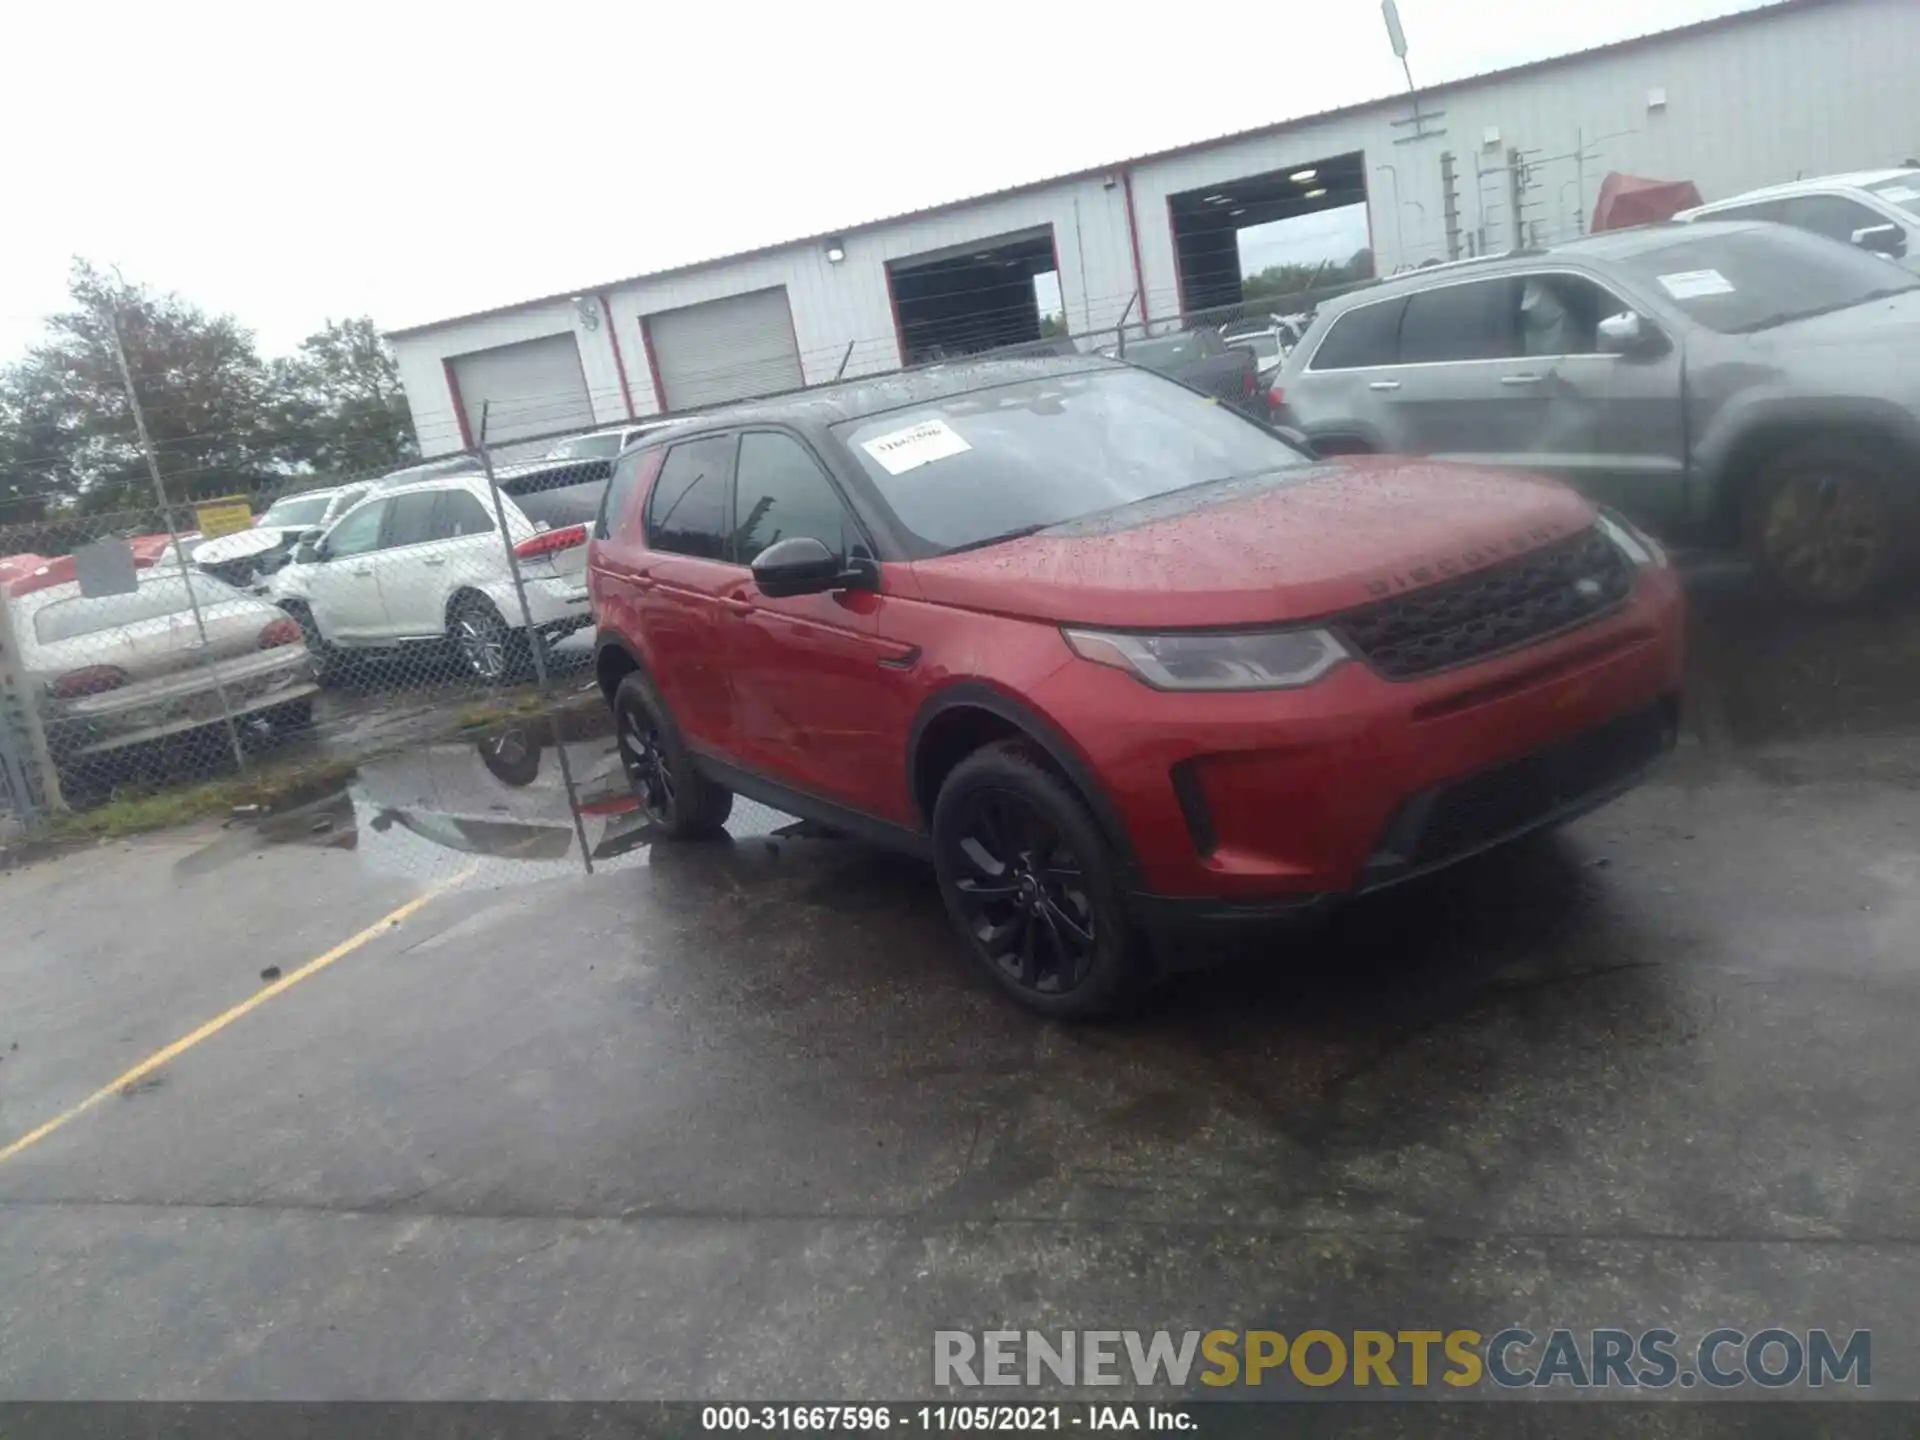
[{"left": 179, "top": 711, "right": 800, "bottom": 892}]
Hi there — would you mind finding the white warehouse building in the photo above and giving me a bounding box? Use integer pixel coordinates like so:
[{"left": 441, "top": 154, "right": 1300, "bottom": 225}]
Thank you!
[{"left": 389, "top": 0, "right": 1920, "bottom": 456}]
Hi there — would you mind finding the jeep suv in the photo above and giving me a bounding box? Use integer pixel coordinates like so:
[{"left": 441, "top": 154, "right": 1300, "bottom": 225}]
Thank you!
[
  {"left": 1276, "top": 220, "right": 1920, "bottom": 606},
  {"left": 589, "top": 357, "right": 1684, "bottom": 1017}
]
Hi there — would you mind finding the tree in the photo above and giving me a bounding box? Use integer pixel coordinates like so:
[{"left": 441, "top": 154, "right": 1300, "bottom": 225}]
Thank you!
[
  {"left": 271, "top": 317, "right": 417, "bottom": 476},
  {"left": 0, "top": 260, "right": 278, "bottom": 514},
  {"left": 1240, "top": 247, "right": 1377, "bottom": 305}
]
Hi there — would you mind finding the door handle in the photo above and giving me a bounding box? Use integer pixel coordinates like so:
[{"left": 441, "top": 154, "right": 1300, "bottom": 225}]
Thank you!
[
  {"left": 1367, "top": 379, "right": 1401, "bottom": 391},
  {"left": 422, "top": 557, "right": 446, "bottom": 567},
  {"left": 1500, "top": 373, "right": 1543, "bottom": 386},
  {"left": 351, "top": 567, "right": 374, "bottom": 577},
  {"left": 722, "top": 595, "right": 754, "bottom": 616}
]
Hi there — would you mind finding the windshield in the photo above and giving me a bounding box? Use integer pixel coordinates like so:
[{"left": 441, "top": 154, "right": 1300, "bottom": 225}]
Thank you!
[
  {"left": 257, "top": 495, "right": 331, "bottom": 528},
  {"left": 832, "top": 368, "right": 1312, "bottom": 556},
  {"left": 33, "top": 573, "right": 246, "bottom": 645},
  {"left": 1613, "top": 226, "right": 1920, "bottom": 332},
  {"left": 1866, "top": 173, "right": 1920, "bottom": 219},
  {"left": 544, "top": 434, "right": 624, "bottom": 461}
]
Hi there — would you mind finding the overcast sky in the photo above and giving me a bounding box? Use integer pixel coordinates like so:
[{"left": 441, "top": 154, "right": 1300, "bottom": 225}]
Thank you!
[{"left": 1, "top": 0, "right": 1772, "bottom": 360}]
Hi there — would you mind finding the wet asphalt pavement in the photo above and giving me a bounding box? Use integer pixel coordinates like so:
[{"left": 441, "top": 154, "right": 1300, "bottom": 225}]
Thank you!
[{"left": 1, "top": 563, "right": 1918, "bottom": 1405}]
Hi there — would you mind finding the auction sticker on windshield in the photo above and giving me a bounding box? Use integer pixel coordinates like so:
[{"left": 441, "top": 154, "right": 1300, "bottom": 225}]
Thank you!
[
  {"left": 1657, "top": 269, "right": 1735, "bottom": 300},
  {"left": 860, "top": 418, "right": 972, "bottom": 476}
]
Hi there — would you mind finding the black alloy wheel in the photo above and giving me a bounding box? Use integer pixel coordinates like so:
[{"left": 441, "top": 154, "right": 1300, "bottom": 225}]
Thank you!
[
  {"left": 610, "top": 673, "right": 732, "bottom": 839},
  {"left": 618, "top": 702, "right": 676, "bottom": 826},
  {"left": 931, "top": 741, "right": 1144, "bottom": 1018},
  {"left": 948, "top": 788, "right": 1099, "bottom": 996}
]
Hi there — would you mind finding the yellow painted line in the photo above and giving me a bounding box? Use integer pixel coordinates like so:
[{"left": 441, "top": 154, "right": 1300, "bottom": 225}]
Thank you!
[{"left": 0, "top": 863, "right": 478, "bottom": 1165}]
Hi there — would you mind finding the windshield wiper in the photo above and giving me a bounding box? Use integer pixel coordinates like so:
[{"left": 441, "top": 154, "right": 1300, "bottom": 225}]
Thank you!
[
  {"left": 943, "top": 522, "right": 1053, "bottom": 555},
  {"left": 1738, "top": 285, "right": 1917, "bottom": 332}
]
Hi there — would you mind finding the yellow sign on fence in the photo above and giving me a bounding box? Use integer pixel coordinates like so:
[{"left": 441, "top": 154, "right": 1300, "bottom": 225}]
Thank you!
[{"left": 193, "top": 496, "right": 255, "bottom": 539}]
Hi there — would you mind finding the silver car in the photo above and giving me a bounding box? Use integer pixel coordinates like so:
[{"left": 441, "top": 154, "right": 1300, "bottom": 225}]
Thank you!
[
  {"left": 10, "top": 569, "right": 319, "bottom": 787},
  {"left": 1277, "top": 220, "right": 1920, "bottom": 605}
]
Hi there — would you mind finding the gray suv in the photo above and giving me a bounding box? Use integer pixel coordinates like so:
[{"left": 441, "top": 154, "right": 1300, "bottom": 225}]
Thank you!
[{"left": 1278, "top": 220, "right": 1920, "bottom": 605}]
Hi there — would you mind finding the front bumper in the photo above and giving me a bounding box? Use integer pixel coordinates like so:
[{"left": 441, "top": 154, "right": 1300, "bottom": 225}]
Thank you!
[
  {"left": 1129, "top": 693, "right": 1678, "bottom": 927},
  {"left": 1034, "top": 565, "right": 1686, "bottom": 913}
]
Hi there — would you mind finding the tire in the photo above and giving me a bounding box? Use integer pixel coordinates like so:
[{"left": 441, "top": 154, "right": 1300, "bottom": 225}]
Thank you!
[
  {"left": 930, "top": 741, "right": 1145, "bottom": 1019},
  {"left": 612, "top": 672, "right": 732, "bottom": 839},
  {"left": 449, "top": 595, "right": 527, "bottom": 684},
  {"left": 265, "top": 696, "right": 314, "bottom": 734},
  {"left": 476, "top": 726, "right": 542, "bottom": 787},
  {"left": 1742, "top": 440, "right": 1907, "bottom": 608}
]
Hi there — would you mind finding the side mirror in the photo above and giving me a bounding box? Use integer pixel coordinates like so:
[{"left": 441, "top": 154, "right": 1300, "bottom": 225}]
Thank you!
[
  {"left": 750, "top": 536, "right": 847, "bottom": 599},
  {"left": 294, "top": 528, "right": 325, "bottom": 564},
  {"left": 1851, "top": 223, "right": 1907, "bottom": 258},
  {"left": 1596, "top": 311, "right": 1667, "bottom": 358}
]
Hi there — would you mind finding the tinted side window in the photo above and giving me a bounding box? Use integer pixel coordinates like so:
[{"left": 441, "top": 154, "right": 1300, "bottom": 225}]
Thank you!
[
  {"left": 597, "top": 450, "right": 664, "bottom": 540},
  {"left": 384, "top": 490, "right": 442, "bottom": 548},
  {"left": 1703, "top": 199, "right": 1788, "bottom": 226},
  {"left": 731, "top": 433, "right": 855, "bottom": 565},
  {"left": 1310, "top": 299, "right": 1405, "bottom": 370},
  {"left": 514, "top": 479, "right": 610, "bottom": 530},
  {"left": 1776, "top": 194, "right": 1888, "bottom": 244},
  {"left": 645, "top": 436, "right": 736, "bottom": 561},
  {"left": 325, "top": 499, "right": 389, "bottom": 558},
  {"left": 1399, "top": 279, "right": 1523, "bottom": 363},
  {"left": 439, "top": 490, "right": 495, "bottom": 537}
]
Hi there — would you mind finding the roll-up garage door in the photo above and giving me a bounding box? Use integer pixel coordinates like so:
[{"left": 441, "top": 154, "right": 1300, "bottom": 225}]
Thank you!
[
  {"left": 645, "top": 287, "right": 804, "bottom": 411},
  {"left": 449, "top": 334, "right": 594, "bottom": 447}
]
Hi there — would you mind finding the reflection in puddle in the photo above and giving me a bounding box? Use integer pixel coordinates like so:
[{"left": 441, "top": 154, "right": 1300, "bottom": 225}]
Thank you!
[{"left": 228, "top": 716, "right": 796, "bottom": 892}]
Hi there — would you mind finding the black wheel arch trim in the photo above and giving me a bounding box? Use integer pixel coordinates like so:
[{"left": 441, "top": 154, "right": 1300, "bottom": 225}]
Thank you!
[
  {"left": 1301, "top": 426, "right": 1387, "bottom": 456},
  {"left": 905, "top": 681, "right": 1142, "bottom": 887},
  {"left": 593, "top": 633, "right": 650, "bottom": 701},
  {"left": 1694, "top": 398, "right": 1920, "bottom": 528}
]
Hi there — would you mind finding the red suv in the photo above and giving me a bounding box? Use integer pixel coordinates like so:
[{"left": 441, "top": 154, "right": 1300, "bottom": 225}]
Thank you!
[{"left": 589, "top": 357, "right": 1684, "bottom": 1016}]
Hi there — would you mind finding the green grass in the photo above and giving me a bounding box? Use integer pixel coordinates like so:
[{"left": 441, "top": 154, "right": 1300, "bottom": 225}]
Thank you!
[{"left": 44, "top": 756, "right": 362, "bottom": 841}]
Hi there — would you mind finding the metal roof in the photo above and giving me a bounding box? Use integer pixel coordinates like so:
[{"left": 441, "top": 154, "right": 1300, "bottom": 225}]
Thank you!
[{"left": 389, "top": 0, "right": 1827, "bottom": 341}]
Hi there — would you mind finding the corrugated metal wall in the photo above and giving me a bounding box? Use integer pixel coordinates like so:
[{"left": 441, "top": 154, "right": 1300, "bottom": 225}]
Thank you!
[{"left": 391, "top": 0, "right": 1920, "bottom": 454}]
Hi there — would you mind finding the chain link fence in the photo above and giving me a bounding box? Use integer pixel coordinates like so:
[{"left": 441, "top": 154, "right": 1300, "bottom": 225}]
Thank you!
[{"left": 0, "top": 426, "right": 615, "bottom": 850}]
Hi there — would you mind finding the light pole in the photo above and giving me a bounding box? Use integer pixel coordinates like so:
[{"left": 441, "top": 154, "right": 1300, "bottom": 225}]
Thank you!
[{"left": 1382, "top": 0, "right": 1420, "bottom": 114}]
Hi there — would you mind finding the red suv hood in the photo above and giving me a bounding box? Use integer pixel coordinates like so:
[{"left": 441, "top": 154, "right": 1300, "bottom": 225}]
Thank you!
[{"left": 908, "top": 458, "right": 1596, "bottom": 628}]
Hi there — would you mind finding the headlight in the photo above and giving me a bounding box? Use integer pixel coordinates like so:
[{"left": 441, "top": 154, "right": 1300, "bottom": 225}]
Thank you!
[
  {"left": 1062, "top": 625, "right": 1348, "bottom": 691},
  {"left": 1596, "top": 510, "right": 1665, "bottom": 568}
]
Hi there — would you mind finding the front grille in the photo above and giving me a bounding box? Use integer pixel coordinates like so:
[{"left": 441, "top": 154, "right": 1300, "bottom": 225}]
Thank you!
[
  {"left": 1402, "top": 698, "right": 1677, "bottom": 873},
  {"left": 1339, "top": 527, "right": 1633, "bottom": 680}
]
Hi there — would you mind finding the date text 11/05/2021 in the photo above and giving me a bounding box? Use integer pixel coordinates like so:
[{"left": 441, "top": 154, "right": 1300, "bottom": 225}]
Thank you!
[{"left": 703, "top": 1407, "right": 1184, "bottom": 1431}]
